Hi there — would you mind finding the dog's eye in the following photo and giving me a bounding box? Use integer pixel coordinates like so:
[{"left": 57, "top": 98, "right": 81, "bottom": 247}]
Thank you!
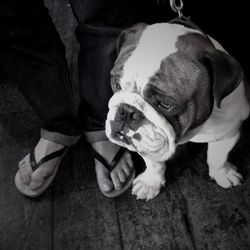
[
  {"left": 111, "top": 75, "right": 122, "bottom": 92},
  {"left": 113, "top": 82, "right": 121, "bottom": 92},
  {"left": 159, "top": 101, "right": 172, "bottom": 109},
  {"left": 158, "top": 99, "right": 178, "bottom": 114}
]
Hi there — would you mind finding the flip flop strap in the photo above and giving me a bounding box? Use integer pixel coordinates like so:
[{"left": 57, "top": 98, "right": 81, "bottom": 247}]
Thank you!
[
  {"left": 30, "top": 147, "right": 67, "bottom": 171},
  {"left": 109, "top": 147, "right": 126, "bottom": 169},
  {"left": 92, "top": 147, "right": 127, "bottom": 171}
]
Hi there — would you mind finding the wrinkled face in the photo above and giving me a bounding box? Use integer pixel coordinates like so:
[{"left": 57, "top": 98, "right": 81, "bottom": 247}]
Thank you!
[{"left": 106, "top": 23, "right": 218, "bottom": 162}]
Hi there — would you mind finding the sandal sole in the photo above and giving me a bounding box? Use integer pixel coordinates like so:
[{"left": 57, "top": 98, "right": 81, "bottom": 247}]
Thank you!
[{"left": 14, "top": 149, "right": 68, "bottom": 198}]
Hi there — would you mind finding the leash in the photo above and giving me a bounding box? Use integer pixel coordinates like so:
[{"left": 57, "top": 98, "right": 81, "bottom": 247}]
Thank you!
[
  {"left": 157, "top": 0, "right": 184, "bottom": 18},
  {"left": 167, "top": 0, "right": 199, "bottom": 30},
  {"left": 168, "top": 16, "right": 209, "bottom": 38},
  {"left": 166, "top": 0, "right": 211, "bottom": 41},
  {"left": 169, "top": 0, "right": 184, "bottom": 19}
]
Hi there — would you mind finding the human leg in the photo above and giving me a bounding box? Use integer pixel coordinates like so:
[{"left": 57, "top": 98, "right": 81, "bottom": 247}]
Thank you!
[{"left": 0, "top": 0, "right": 82, "bottom": 196}]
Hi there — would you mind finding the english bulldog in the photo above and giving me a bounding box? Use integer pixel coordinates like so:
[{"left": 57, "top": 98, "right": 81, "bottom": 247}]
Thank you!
[{"left": 105, "top": 22, "right": 250, "bottom": 200}]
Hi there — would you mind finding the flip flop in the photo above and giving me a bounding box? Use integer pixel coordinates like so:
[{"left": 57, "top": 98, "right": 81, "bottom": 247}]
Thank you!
[
  {"left": 92, "top": 147, "right": 135, "bottom": 198},
  {"left": 15, "top": 147, "right": 68, "bottom": 198}
]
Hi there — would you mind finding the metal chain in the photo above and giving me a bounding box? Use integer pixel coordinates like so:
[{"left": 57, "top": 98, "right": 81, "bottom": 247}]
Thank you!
[
  {"left": 158, "top": 0, "right": 207, "bottom": 38},
  {"left": 169, "top": 0, "right": 184, "bottom": 18}
]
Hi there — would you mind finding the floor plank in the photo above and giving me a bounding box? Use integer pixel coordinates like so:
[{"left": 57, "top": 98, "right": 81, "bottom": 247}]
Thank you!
[
  {"left": 114, "top": 189, "right": 195, "bottom": 250},
  {"left": 53, "top": 140, "right": 98, "bottom": 195},
  {"left": 53, "top": 190, "right": 122, "bottom": 250},
  {"left": 53, "top": 142, "right": 122, "bottom": 250},
  {"left": 0, "top": 122, "right": 3, "bottom": 140},
  {"left": 171, "top": 131, "right": 250, "bottom": 250},
  {"left": 0, "top": 81, "right": 31, "bottom": 115}
]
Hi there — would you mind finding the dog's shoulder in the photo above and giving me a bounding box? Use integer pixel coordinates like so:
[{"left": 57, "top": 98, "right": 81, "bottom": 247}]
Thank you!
[
  {"left": 190, "top": 80, "right": 250, "bottom": 143},
  {"left": 188, "top": 35, "right": 250, "bottom": 143}
]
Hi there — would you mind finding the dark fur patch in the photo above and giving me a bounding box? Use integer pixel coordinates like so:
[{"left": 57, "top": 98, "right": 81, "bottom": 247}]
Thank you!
[
  {"left": 144, "top": 32, "right": 215, "bottom": 138},
  {"left": 132, "top": 133, "right": 142, "bottom": 141}
]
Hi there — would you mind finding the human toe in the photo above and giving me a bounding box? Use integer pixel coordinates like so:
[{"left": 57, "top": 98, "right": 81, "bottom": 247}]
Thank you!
[
  {"left": 117, "top": 168, "right": 126, "bottom": 183},
  {"left": 111, "top": 171, "right": 122, "bottom": 190},
  {"left": 95, "top": 162, "right": 114, "bottom": 192}
]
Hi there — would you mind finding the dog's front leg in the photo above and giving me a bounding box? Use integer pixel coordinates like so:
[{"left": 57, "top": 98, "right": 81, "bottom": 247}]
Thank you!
[
  {"left": 207, "top": 132, "right": 243, "bottom": 188},
  {"left": 132, "top": 158, "right": 166, "bottom": 201}
]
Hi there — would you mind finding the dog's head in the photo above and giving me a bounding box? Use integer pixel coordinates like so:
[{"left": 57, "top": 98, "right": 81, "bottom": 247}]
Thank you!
[{"left": 106, "top": 23, "right": 243, "bottom": 162}]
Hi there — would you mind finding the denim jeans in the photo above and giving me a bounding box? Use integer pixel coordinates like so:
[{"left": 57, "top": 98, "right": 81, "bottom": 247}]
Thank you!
[{"left": 0, "top": 0, "right": 82, "bottom": 145}]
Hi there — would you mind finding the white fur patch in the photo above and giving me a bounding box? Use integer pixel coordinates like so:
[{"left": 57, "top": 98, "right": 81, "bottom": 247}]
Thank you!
[
  {"left": 190, "top": 82, "right": 249, "bottom": 142},
  {"left": 120, "top": 23, "right": 201, "bottom": 93},
  {"left": 207, "top": 133, "right": 242, "bottom": 188},
  {"left": 132, "top": 160, "right": 166, "bottom": 200}
]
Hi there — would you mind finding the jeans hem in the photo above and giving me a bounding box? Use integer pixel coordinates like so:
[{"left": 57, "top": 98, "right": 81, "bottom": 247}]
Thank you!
[
  {"left": 41, "top": 129, "right": 81, "bottom": 146},
  {"left": 85, "top": 130, "right": 108, "bottom": 143}
]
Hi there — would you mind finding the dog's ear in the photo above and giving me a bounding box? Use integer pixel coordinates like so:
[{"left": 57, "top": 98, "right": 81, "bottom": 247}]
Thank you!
[
  {"left": 116, "top": 22, "right": 147, "bottom": 54},
  {"left": 202, "top": 49, "right": 243, "bottom": 108}
]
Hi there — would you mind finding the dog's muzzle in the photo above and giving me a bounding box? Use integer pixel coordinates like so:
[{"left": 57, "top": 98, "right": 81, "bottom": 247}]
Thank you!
[{"left": 105, "top": 91, "right": 177, "bottom": 161}]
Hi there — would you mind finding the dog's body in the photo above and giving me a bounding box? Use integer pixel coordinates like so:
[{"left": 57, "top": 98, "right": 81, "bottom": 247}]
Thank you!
[{"left": 105, "top": 22, "right": 250, "bottom": 200}]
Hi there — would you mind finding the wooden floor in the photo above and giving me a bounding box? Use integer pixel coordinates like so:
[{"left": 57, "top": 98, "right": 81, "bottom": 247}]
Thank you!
[{"left": 1, "top": 1, "right": 250, "bottom": 249}]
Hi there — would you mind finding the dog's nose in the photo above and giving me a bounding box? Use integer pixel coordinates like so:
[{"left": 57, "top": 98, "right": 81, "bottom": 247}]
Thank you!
[{"left": 117, "top": 104, "right": 143, "bottom": 122}]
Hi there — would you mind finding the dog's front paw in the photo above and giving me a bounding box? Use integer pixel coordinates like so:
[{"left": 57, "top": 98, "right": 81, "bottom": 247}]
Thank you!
[
  {"left": 132, "top": 172, "right": 165, "bottom": 201},
  {"left": 210, "top": 162, "right": 243, "bottom": 188}
]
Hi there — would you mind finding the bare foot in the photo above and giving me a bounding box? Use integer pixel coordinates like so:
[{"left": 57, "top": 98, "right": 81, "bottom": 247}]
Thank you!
[
  {"left": 92, "top": 141, "right": 134, "bottom": 194},
  {"left": 17, "top": 138, "right": 65, "bottom": 190}
]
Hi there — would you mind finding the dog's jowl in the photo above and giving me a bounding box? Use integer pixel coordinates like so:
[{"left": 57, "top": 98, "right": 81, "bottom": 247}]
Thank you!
[{"left": 105, "top": 23, "right": 250, "bottom": 201}]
